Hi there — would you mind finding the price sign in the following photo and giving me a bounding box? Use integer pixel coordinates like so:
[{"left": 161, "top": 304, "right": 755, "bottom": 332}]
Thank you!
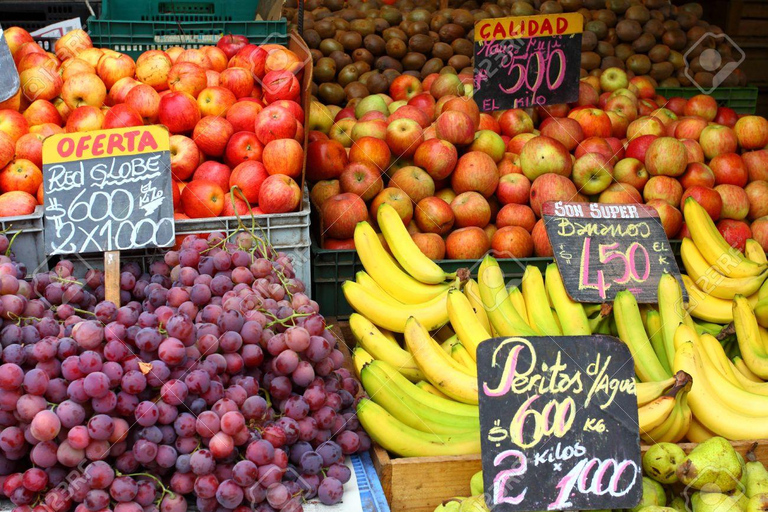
[
  {"left": 473, "top": 13, "right": 582, "bottom": 112},
  {"left": 542, "top": 201, "right": 683, "bottom": 303},
  {"left": 42, "top": 125, "right": 175, "bottom": 255},
  {"left": 0, "top": 26, "right": 20, "bottom": 103},
  {"left": 477, "top": 335, "right": 642, "bottom": 512}
]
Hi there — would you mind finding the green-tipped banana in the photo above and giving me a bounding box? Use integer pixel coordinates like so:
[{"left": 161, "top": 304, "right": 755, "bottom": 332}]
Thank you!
[
  {"left": 615, "top": 290, "right": 673, "bottom": 382},
  {"left": 476, "top": 256, "right": 537, "bottom": 337},
  {"left": 545, "top": 263, "right": 590, "bottom": 335}
]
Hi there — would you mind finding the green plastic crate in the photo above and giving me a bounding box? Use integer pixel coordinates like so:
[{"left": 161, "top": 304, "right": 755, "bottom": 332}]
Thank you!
[
  {"left": 100, "top": 0, "right": 260, "bottom": 22},
  {"left": 87, "top": 17, "right": 287, "bottom": 59},
  {"left": 656, "top": 86, "right": 758, "bottom": 114}
]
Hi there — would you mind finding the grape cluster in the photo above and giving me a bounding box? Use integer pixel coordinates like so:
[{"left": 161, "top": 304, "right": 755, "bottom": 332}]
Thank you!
[{"left": 0, "top": 231, "right": 369, "bottom": 512}]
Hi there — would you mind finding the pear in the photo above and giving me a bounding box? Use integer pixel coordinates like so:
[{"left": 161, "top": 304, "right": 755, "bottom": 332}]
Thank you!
[
  {"left": 746, "top": 460, "right": 768, "bottom": 498},
  {"left": 632, "top": 477, "right": 668, "bottom": 512},
  {"left": 637, "top": 507, "right": 679, "bottom": 512},
  {"left": 470, "top": 471, "right": 484, "bottom": 497},
  {"left": 747, "top": 493, "right": 768, "bottom": 512},
  {"left": 692, "top": 493, "right": 743, "bottom": 512},
  {"left": 670, "top": 496, "right": 691, "bottom": 512},
  {"left": 678, "top": 437, "right": 742, "bottom": 492},
  {"left": 435, "top": 499, "right": 464, "bottom": 512},
  {"left": 459, "top": 495, "right": 489, "bottom": 512},
  {"left": 645, "top": 443, "right": 688, "bottom": 484}
]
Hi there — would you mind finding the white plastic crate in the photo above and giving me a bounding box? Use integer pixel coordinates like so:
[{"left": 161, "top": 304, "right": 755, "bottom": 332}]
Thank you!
[{"left": 1, "top": 206, "right": 48, "bottom": 275}]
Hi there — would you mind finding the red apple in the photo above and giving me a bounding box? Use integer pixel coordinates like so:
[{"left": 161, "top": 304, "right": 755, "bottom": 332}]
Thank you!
[
  {"left": 389, "top": 166, "right": 434, "bottom": 203},
  {"left": 709, "top": 153, "right": 748, "bottom": 187},
  {"left": 411, "top": 233, "right": 446, "bottom": 260},
  {"left": 15, "top": 133, "right": 44, "bottom": 168},
  {"left": 169, "top": 135, "right": 200, "bottom": 181},
  {"left": 746, "top": 180, "right": 768, "bottom": 221},
  {"left": 717, "top": 219, "right": 752, "bottom": 252},
  {"left": 750, "top": 217, "right": 768, "bottom": 252},
  {"left": 339, "top": 162, "right": 383, "bottom": 201},
  {"left": 193, "top": 116, "right": 234, "bottom": 157},
  {"left": 310, "top": 180, "right": 340, "bottom": 208},
  {"left": 414, "top": 197, "right": 454, "bottom": 235},
  {"left": 540, "top": 117, "right": 584, "bottom": 151},
  {"left": 224, "top": 131, "right": 263, "bottom": 168},
  {"left": 574, "top": 81, "right": 599, "bottom": 107},
  {"left": 226, "top": 101, "right": 263, "bottom": 133},
  {"left": 575, "top": 137, "right": 613, "bottom": 162},
  {"left": 624, "top": 134, "right": 658, "bottom": 164},
  {"left": 0, "top": 110, "right": 29, "bottom": 143},
  {"left": 450, "top": 191, "right": 491, "bottom": 228},
  {"left": 445, "top": 227, "right": 490, "bottom": 260},
  {"left": 167, "top": 62, "right": 207, "bottom": 97},
  {"left": 681, "top": 139, "right": 705, "bottom": 164},
  {"left": 699, "top": 124, "right": 738, "bottom": 160},
  {"left": 664, "top": 97, "right": 688, "bottom": 116},
  {"left": 254, "top": 105, "right": 297, "bottom": 145},
  {"left": 567, "top": 108, "right": 612, "bottom": 138},
  {"left": 613, "top": 158, "right": 649, "bottom": 191},
  {"left": 193, "top": 161, "right": 231, "bottom": 192},
  {"left": 520, "top": 136, "right": 572, "bottom": 180},
  {"left": 262, "top": 139, "right": 303, "bottom": 179},
  {"left": 370, "top": 188, "right": 413, "bottom": 225},
  {"left": 496, "top": 173, "right": 531, "bottom": 205},
  {"left": 674, "top": 117, "right": 708, "bottom": 140},
  {"left": 491, "top": 226, "right": 534, "bottom": 258},
  {"left": 389, "top": 74, "right": 423, "bottom": 101},
  {"left": 408, "top": 93, "right": 437, "bottom": 121},
  {"left": 734, "top": 116, "right": 768, "bottom": 150},
  {"left": 125, "top": 84, "right": 161, "bottom": 124},
  {"left": 714, "top": 107, "right": 739, "bottom": 128},
  {"left": 386, "top": 118, "right": 423, "bottom": 158},
  {"left": 644, "top": 176, "right": 683, "bottom": 207},
  {"left": 97, "top": 53, "right": 136, "bottom": 90},
  {"left": 529, "top": 173, "right": 579, "bottom": 216},
  {"left": 158, "top": 92, "right": 201, "bottom": 134},
  {"left": 261, "top": 70, "right": 301, "bottom": 104},
  {"left": 103, "top": 103, "right": 143, "bottom": 129},
  {"left": 645, "top": 199, "right": 683, "bottom": 238},
  {"left": 598, "top": 183, "right": 642, "bottom": 204},
  {"left": 258, "top": 175, "right": 301, "bottom": 213},
  {"left": 681, "top": 186, "right": 723, "bottom": 220},
  {"left": 413, "top": 138, "right": 457, "bottom": 180},
  {"left": 217, "top": 34, "right": 249, "bottom": 60},
  {"left": 434, "top": 110, "right": 474, "bottom": 146},
  {"left": 645, "top": 137, "right": 688, "bottom": 177},
  {"left": 744, "top": 150, "right": 768, "bottom": 182},
  {"left": 135, "top": 50, "right": 172, "bottom": 91},
  {"left": 532, "top": 218, "right": 553, "bottom": 256},
  {"left": 321, "top": 193, "right": 368, "bottom": 239},
  {"left": 451, "top": 151, "right": 499, "bottom": 198},
  {"left": 684, "top": 94, "right": 718, "bottom": 121},
  {"left": 680, "top": 162, "right": 716, "bottom": 189},
  {"left": 507, "top": 133, "right": 537, "bottom": 156},
  {"left": 348, "top": 136, "right": 390, "bottom": 172},
  {"left": 626, "top": 116, "right": 666, "bottom": 138},
  {"left": 65, "top": 106, "right": 104, "bottom": 133},
  {"left": 498, "top": 109, "right": 534, "bottom": 138},
  {"left": 715, "top": 184, "right": 750, "bottom": 220},
  {"left": 306, "top": 139, "right": 348, "bottom": 181},
  {"left": 497, "top": 204, "right": 536, "bottom": 232}
]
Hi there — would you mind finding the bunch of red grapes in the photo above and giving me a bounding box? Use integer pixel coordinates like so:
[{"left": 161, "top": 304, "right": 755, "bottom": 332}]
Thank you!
[{"left": 0, "top": 231, "right": 369, "bottom": 512}]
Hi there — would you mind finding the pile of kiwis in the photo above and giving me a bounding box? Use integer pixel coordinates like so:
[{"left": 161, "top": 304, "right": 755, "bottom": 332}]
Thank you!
[{"left": 282, "top": 0, "right": 748, "bottom": 106}]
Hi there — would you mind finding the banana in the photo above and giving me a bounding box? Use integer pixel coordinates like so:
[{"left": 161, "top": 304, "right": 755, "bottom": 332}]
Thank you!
[
  {"left": 686, "top": 415, "right": 716, "bottom": 443},
  {"left": 360, "top": 363, "right": 478, "bottom": 434},
  {"left": 641, "top": 390, "right": 691, "bottom": 444},
  {"left": 507, "top": 286, "right": 528, "bottom": 327},
  {"left": 697, "top": 333, "right": 743, "bottom": 388},
  {"left": 366, "top": 360, "right": 479, "bottom": 418},
  {"left": 681, "top": 274, "right": 734, "bottom": 324},
  {"left": 447, "top": 290, "right": 492, "bottom": 360},
  {"left": 658, "top": 272, "right": 694, "bottom": 372},
  {"left": 354, "top": 221, "right": 451, "bottom": 304},
  {"left": 343, "top": 280, "right": 453, "bottom": 333},
  {"left": 521, "top": 266, "right": 561, "bottom": 336},
  {"left": 415, "top": 381, "right": 451, "bottom": 400},
  {"left": 681, "top": 238, "right": 767, "bottom": 299},
  {"left": 545, "top": 263, "right": 591, "bottom": 335},
  {"left": 684, "top": 197, "right": 767, "bottom": 278},
  {"left": 355, "top": 271, "right": 404, "bottom": 307},
  {"left": 349, "top": 313, "right": 425, "bottom": 382},
  {"left": 356, "top": 398, "right": 480, "bottom": 457},
  {"left": 746, "top": 239, "right": 768, "bottom": 264},
  {"left": 645, "top": 309, "right": 671, "bottom": 374},
  {"left": 754, "top": 297, "right": 768, "bottom": 329},
  {"left": 464, "top": 279, "right": 493, "bottom": 334},
  {"left": 377, "top": 203, "right": 453, "bottom": 285},
  {"left": 441, "top": 335, "right": 458, "bottom": 354},
  {"left": 477, "top": 256, "right": 538, "bottom": 337},
  {"left": 673, "top": 334, "right": 768, "bottom": 439},
  {"left": 451, "top": 342, "right": 477, "bottom": 375},
  {"left": 636, "top": 377, "right": 675, "bottom": 407},
  {"left": 380, "top": 328, "right": 401, "bottom": 347},
  {"left": 638, "top": 395, "right": 677, "bottom": 434},
  {"left": 693, "top": 320, "right": 725, "bottom": 337},
  {"left": 404, "top": 317, "right": 479, "bottom": 404},
  {"left": 352, "top": 346, "right": 375, "bottom": 379},
  {"left": 614, "top": 290, "right": 672, "bottom": 382},
  {"left": 734, "top": 356, "right": 764, "bottom": 383},
  {"left": 733, "top": 294, "right": 768, "bottom": 379}
]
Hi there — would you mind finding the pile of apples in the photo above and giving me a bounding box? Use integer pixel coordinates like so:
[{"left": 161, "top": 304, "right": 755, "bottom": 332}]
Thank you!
[
  {"left": 307, "top": 67, "right": 768, "bottom": 260},
  {"left": 0, "top": 27, "right": 308, "bottom": 219}
]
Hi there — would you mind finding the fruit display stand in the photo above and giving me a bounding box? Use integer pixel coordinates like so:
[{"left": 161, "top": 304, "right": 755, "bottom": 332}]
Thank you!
[
  {"left": 656, "top": 86, "right": 759, "bottom": 114},
  {"left": 0, "top": 205, "right": 47, "bottom": 274}
]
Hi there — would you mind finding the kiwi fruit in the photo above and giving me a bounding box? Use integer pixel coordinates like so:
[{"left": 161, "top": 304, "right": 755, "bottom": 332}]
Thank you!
[
  {"left": 402, "top": 52, "right": 427, "bottom": 71},
  {"left": 432, "top": 42, "right": 453, "bottom": 61},
  {"left": 596, "top": 41, "right": 615, "bottom": 58},
  {"left": 643, "top": 19, "right": 665, "bottom": 38},
  {"left": 379, "top": 6, "right": 402, "bottom": 25},
  {"left": 676, "top": 12, "right": 698, "bottom": 31},
  {"left": 329, "top": 50, "right": 353, "bottom": 71},
  {"left": 303, "top": 29, "right": 321, "bottom": 49},
  {"left": 382, "top": 68, "right": 401, "bottom": 84},
  {"left": 540, "top": 1, "right": 563, "bottom": 14},
  {"left": 364, "top": 34, "right": 386, "bottom": 56},
  {"left": 337, "top": 64, "right": 360, "bottom": 87},
  {"left": 615, "top": 43, "right": 634, "bottom": 61},
  {"left": 310, "top": 49, "right": 323, "bottom": 63},
  {"left": 448, "top": 54, "right": 471, "bottom": 70},
  {"left": 439, "top": 66, "right": 457, "bottom": 75},
  {"left": 315, "top": 19, "right": 337, "bottom": 39},
  {"left": 662, "top": 29, "right": 687, "bottom": 51},
  {"left": 650, "top": 61, "right": 674, "bottom": 81},
  {"left": 344, "top": 82, "right": 369, "bottom": 100},
  {"left": 338, "top": 31, "right": 363, "bottom": 51},
  {"left": 375, "top": 56, "right": 403, "bottom": 73},
  {"left": 616, "top": 20, "right": 642, "bottom": 42},
  {"left": 601, "top": 56, "right": 625, "bottom": 70},
  {"left": 319, "top": 38, "right": 344, "bottom": 56},
  {"left": 560, "top": 0, "right": 583, "bottom": 11},
  {"left": 430, "top": 14, "right": 449, "bottom": 32},
  {"left": 632, "top": 32, "right": 656, "bottom": 53},
  {"left": 451, "top": 38, "right": 473, "bottom": 57},
  {"left": 648, "top": 44, "right": 670, "bottom": 63},
  {"left": 626, "top": 54, "right": 652, "bottom": 74},
  {"left": 365, "top": 72, "right": 390, "bottom": 94},
  {"left": 625, "top": 5, "right": 650, "bottom": 23},
  {"left": 595, "top": 9, "right": 618, "bottom": 28},
  {"left": 351, "top": 48, "right": 374, "bottom": 66},
  {"left": 452, "top": 9, "right": 476, "bottom": 30},
  {"left": 385, "top": 38, "right": 407, "bottom": 59},
  {"left": 422, "top": 58, "right": 445, "bottom": 76},
  {"left": 585, "top": 20, "right": 608, "bottom": 40},
  {"left": 382, "top": 27, "right": 407, "bottom": 42},
  {"left": 581, "top": 31, "right": 598, "bottom": 51},
  {"left": 510, "top": 2, "right": 536, "bottom": 16},
  {"left": 439, "top": 23, "right": 466, "bottom": 43},
  {"left": 581, "top": 51, "right": 601, "bottom": 70},
  {"left": 352, "top": 60, "right": 371, "bottom": 74},
  {"left": 318, "top": 82, "right": 345, "bottom": 104},
  {"left": 409, "top": 34, "right": 434, "bottom": 54},
  {"left": 314, "top": 57, "right": 337, "bottom": 83}
]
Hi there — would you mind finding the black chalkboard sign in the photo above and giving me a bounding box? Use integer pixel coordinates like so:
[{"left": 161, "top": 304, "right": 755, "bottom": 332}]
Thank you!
[
  {"left": 478, "top": 335, "right": 641, "bottom": 512},
  {"left": 42, "top": 126, "right": 175, "bottom": 255},
  {"left": 542, "top": 201, "right": 683, "bottom": 303},
  {"left": 473, "top": 14, "right": 583, "bottom": 112},
  {"left": 0, "top": 26, "right": 20, "bottom": 103}
]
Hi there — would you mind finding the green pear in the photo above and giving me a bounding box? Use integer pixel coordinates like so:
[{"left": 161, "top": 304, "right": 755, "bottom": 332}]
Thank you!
[
  {"left": 459, "top": 495, "right": 489, "bottom": 512},
  {"left": 632, "top": 477, "right": 668, "bottom": 512},
  {"left": 747, "top": 493, "right": 768, "bottom": 512},
  {"left": 637, "top": 507, "right": 679, "bottom": 512},
  {"left": 670, "top": 496, "right": 691, "bottom": 512},
  {"left": 434, "top": 499, "right": 464, "bottom": 512},
  {"left": 732, "top": 491, "right": 749, "bottom": 512},
  {"left": 746, "top": 461, "right": 768, "bottom": 498},
  {"left": 644, "top": 443, "right": 688, "bottom": 484},
  {"left": 692, "top": 493, "right": 743, "bottom": 512},
  {"left": 678, "top": 437, "right": 743, "bottom": 492},
  {"left": 470, "top": 471, "right": 484, "bottom": 497}
]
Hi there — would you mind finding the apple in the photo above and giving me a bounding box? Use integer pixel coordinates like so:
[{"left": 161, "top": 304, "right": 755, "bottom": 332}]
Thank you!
[
  {"left": 638, "top": 99, "right": 660, "bottom": 117},
  {"left": 169, "top": 135, "right": 200, "bottom": 181},
  {"left": 388, "top": 106, "right": 430, "bottom": 129},
  {"left": 389, "top": 74, "right": 423, "bottom": 101},
  {"left": 65, "top": 106, "right": 104, "bottom": 133},
  {"left": 414, "top": 197, "right": 454, "bottom": 235},
  {"left": 605, "top": 95, "right": 638, "bottom": 122},
  {"left": 436, "top": 188, "right": 456, "bottom": 204},
  {"left": 258, "top": 175, "right": 301, "bottom": 213},
  {"left": 193, "top": 161, "right": 230, "bottom": 193},
  {"left": 717, "top": 219, "right": 752, "bottom": 252},
  {"left": 97, "top": 53, "right": 136, "bottom": 90},
  {"left": 744, "top": 150, "right": 768, "bottom": 182},
  {"left": 132, "top": 50, "right": 171, "bottom": 91},
  {"left": 598, "top": 183, "right": 642, "bottom": 205},
  {"left": 498, "top": 109, "right": 534, "bottom": 138},
  {"left": 451, "top": 151, "right": 499, "bottom": 198},
  {"left": 650, "top": 108, "right": 678, "bottom": 127},
  {"left": 254, "top": 105, "right": 297, "bottom": 145},
  {"left": 531, "top": 219, "right": 553, "bottom": 256},
  {"left": 61, "top": 73, "right": 107, "bottom": 110},
  {"left": 103, "top": 103, "right": 143, "bottom": 129},
  {"left": 54, "top": 29, "right": 92, "bottom": 60},
  {"left": 714, "top": 184, "right": 750, "bottom": 221},
  {"left": 196, "top": 87, "right": 237, "bottom": 117},
  {"left": 750, "top": 217, "right": 768, "bottom": 252},
  {"left": 158, "top": 92, "right": 201, "bottom": 134},
  {"left": 645, "top": 199, "right": 683, "bottom": 238},
  {"left": 537, "top": 103, "right": 570, "bottom": 120},
  {"left": 445, "top": 227, "right": 490, "bottom": 260},
  {"left": 496, "top": 173, "right": 531, "bottom": 205},
  {"left": 679, "top": 163, "right": 715, "bottom": 191},
  {"left": 469, "top": 130, "right": 506, "bottom": 163},
  {"left": 625, "top": 135, "right": 658, "bottom": 164},
  {"left": 105, "top": 76, "right": 139, "bottom": 106},
  {"left": 408, "top": 139, "right": 456, "bottom": 181},
  {"left": 430, "top": 74, "right": 463, "bottom": 99},
  {"left": 644, "top": 176, "right": 683, "bottom": 207},
  {"left": 124, "top": 84, "right": 161, "bottom": 124},
  {"left": 478, "top": 113, "right": 501, "bottom": 133},
  {"left": 192, "top": 116, "right": 234, "bottom": 157},
  {"left": 625, "top": 116, "right": 666, "bottom": 139},
  {"left": 226, "top": 101, "right": 263, "bottom": 133},
  {"left": 355, "top": 95, "right": 389, "bottom": 118},
  {"left": 350, "top": 119, "right": 387, "bottom": 141},
  {"left": 0, "top": 110, "right": 29, "bottom": 144},
  {"left": 734, "top": 116, "right": 768, "bottom": 150},
  {"left": 627, "top": 76, "right": 655, "bottom": 100},
  {"left": 450, "top": 191, "right": 491, "bottom": 228},
  {"left": 491, "top": 226, "right": 534, "bottom": 258},
  {"left": 496, "top": 204, "right": 536, "bottom": 232},
  {"left": 599, "top": 67, "right": 629, "bottom": 92},
  {"left": 681, "top": 139, "right": 705, "bottom": 164},
  {"left": 709, "top": 153, "right": 748, "bottom": 187},
  {"left": 175, "top": 48, "right": 212, "bottom": 70},
  {"left": 614, "top": 158, "right": 649, "bottom": 191},
  {"left": 306, "top": 139, "right": 348, "bottom": 181},
  {"left": 411, "top": 233, "right": 446, "bottom": 260},
  {"left": 167, "top": 62, "right": 207, "bottom": 97},
  {"left": 22, "top": 99, "right": 62, "bottom": 127},
  {"left": 15, "top": 133, "right": 44, "bottom": 168},
  {"left": 18, "top": 65, "right": 62, "bottom": 103},
  {"left": 321, "top": 193, "right": 368, "bottom": 239},
  {"left": 386, "top": 118, "right": 423, "bottom": 158},
  {"left": 575, "top": 137, "right": 613, "bottom": 162},
  {"left": 262, "top": 138, "right": 303, "bottom": 180},
  {"left": 574, "top": 81, "right": 600, "bottom": 106},
  {"left": 681, "top": 186, "right": 723, "bottom": 220},
  {"left": 217, "top": 35, "right": 249, "bottom": 60},
  {"left": 746, "top": 181, "right": 768, "bottom": 221},
  {"left": 435, "top": 110, "right": 475, "bottom": 146},
  {"left": 684, "top": 94, "right": 718, "bottom": 121},
  {"left": 539, "top": 117, "right": 584, "bottom": 151},
  {"left": 329, "top": 118, "right": 356, "bottom": 148},
  {"left": 310, "top": 180, "right": 340, "bottom": 208},
  {"left": 699, "top": 124, "right": 739, "bottom": 160},
  {"left": 261, "top": 70, "right": 301, "bottom": 104},
  {"left": 506, "top": 133, "right": 537, "bottom": 155},
  {"left": 345, "top": 138, "right": 388, "bottom": 174},
  {"left": 572, "top": 153, "right": 614, "bottom": 195},
  {"left": 217, "top": 68, "right": 254, "bottom": 100},
  {"left": 4, "top": 26, "right": 34, "bottom": 56},
  {"left": 498, "top": 153, "right": 522, "bottom": 176},
  {"left": 713, "top": 107, "right": 738, "bottom": 128},
  {"left": 229, "top": 45, "right": 268, "bottom": 78},
  {"left": 520, "top": 136, "right": 572, "bottom": 181},
  {"left": 674, "top": 117, "right": 708, "bottom": 140},
  {"left": 370, "top": 188, "right": 413, "bottom": 225},
  {"left": 645, "top": 137, "right": 688, "bottom": 177},
  {"left": 389, "top": 166, "right": 435, "bottom": 203},
  {"left": 567, "top": 108, "right": 612, "bottom": 138},
  {"left": 529, "top": 173, "right": 579, "bottom": 216}
]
